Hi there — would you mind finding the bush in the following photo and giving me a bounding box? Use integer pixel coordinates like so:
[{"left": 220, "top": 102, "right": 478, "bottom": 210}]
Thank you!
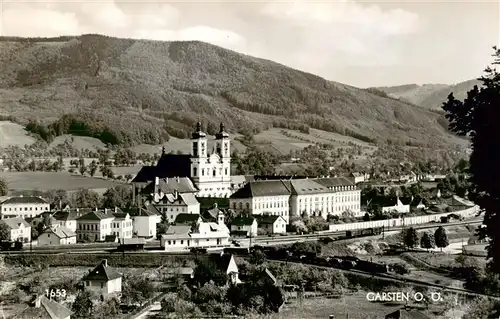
[
  {"left": 5, "top": 253, "right": 194, "bottom": 267},
  {"left": 390, "top": 262, "right": 411, "bottom": 275}
]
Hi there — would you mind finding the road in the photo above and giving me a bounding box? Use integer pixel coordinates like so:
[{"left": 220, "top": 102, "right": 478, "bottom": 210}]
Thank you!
[{"left": 133, "top": 301, "right": 162, "bottom": 319}]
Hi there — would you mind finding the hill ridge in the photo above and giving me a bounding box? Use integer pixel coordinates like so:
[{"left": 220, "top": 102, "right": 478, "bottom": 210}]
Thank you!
[{"left": 0, "top": 34, "right": 462, "bottom": 148}]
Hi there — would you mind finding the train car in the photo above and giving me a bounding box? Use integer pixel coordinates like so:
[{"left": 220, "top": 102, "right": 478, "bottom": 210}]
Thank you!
[
  {"left": 0, "top": 241, "right": 23, "bottom": 251},
  {"left": 224, "top": 247, "right": 250, "bottom": 255},
  {"left": 355, "top": 260, "right": 388, "bottom": 273}
]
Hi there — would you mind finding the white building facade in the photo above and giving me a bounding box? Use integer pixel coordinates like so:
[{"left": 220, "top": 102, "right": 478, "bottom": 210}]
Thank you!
[
  {"left": 230, "top": 177, "right": 362, "bottom": 224},
  {"left": 190, "top": 122, "right": 232, "bottom": 198},
  {"left": 0, "top": 217, "right": 31, "bottom": 242},
  {"left": 76, "top": 209, "right": 115, "bottom": 242},
  {"left": 111, "top": 211, "right": 133, "bottom": 239},
  {"left": 0, "top": 196, "right": 50, "bottom": 219}
]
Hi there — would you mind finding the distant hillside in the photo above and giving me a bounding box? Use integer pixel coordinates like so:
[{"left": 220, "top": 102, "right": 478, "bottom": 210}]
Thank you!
[
  {"left": 376, "top": 80, "right": 481, "bottom": 110},
  {"left": 0, "top": 34, "right": 462, "bottom": 148}
]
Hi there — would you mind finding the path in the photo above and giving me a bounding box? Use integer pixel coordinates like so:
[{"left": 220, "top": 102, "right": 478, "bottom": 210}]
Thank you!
[{"left": 132, "top": 300, "right": 162, "bottom": 319}]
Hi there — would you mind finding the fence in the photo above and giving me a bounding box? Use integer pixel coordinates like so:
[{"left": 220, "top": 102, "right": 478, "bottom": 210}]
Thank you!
[{"left": 328, "top": 206, "right": 479, "bottom": 232}]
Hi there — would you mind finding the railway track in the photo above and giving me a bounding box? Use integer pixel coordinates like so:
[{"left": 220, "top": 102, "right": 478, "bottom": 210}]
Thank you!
[
  {"left": 0, "top": 218, "right": 482, "bottom": 255},
  {"left": 275, "top": 259, "right": 500, "bottom": 300}
]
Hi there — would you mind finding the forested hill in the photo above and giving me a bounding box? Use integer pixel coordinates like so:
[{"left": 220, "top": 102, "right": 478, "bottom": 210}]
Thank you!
[{"left": 0, "top": 34, "right": 459, "bottom": 147}]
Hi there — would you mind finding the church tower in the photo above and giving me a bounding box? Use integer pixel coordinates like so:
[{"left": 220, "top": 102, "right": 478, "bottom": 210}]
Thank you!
[
  {"left": 190, "top": 122, "right": 207, "bottom": 185},
  {"left": 215, "top": 122, "right": 231, "bottom": 183}
]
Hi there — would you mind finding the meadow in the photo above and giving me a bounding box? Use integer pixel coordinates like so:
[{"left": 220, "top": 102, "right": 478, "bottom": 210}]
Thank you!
[
  {"left": 1, "top": 171, "right": 123, "bottom": 191},
  {"left": 259, "top": 291, "right": 446, "bottom": 319}
]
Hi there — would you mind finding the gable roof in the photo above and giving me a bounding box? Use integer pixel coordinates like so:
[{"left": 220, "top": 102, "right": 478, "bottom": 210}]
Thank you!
[
  {"left": 264, "top": 268, "right": 277, "bottom": 285},
  {"left": 230, "top": 180, "right": 291, "bottom": 198},
  {"left": 132, "top": 154, "right": 192, "bottom": 183},
  {"left": 143, "top": 177, "right": 199, "bottom": 195},
  {"left": 174, "top": 213, "right": 201, "bottom": 224},
  {"left": 313, "top": 177, "right": 354, "bottom": 187},
  {"left": 208, "top": 253, "right": 236, "bottom": 272},
  {"left": 289, "top": 179, "right": 331, "bottom": 195},
  {"left": 231, "top": 216, "right": 256, "bottom": 226},
  {"left": 1, "top": 196, "right": 48, "bottom": 205},
  {"left": 1, "top": 217, "right": 30, "bottom": 230},
  {"left": 52, "top": 210, "right": 81, "bottom": 221},
  {"left": 43, "top": 226, "right": 76, "bottom": 239},
  {"left": 254, "top": 215, "right": 284, "bottom": 225},
  {"left": 76, "top": 210, "right": 115, "bottom": 221},
  {"left": 82, "top": 260, "right": 122, "bottom": 281},
  {"left": 16, "top": 295, "right": 72, "bottom": 319},
  {"left": 165, "top": 225, "right": 192, "bottom": 235}
]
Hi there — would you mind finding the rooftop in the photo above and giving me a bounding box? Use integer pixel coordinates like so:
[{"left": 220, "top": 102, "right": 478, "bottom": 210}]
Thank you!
[
  {"left": 82, "top": 260, "right": 122, "bottom": 282},
  {"left": 1, "top": 195, "right": 48, "bottom": 205},
  {"left": 1, "top": 217, "right": 31, "bottom": 230}
]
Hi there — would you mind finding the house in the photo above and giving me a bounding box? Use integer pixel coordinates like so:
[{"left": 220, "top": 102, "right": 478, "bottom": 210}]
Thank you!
[
  {"left": 52, "top": 210, "right": 82, "bottom": 232},
  {"left": 111, "top": 208, "right": 133, "bottom": 239},
  {"left": 230, "top": 180, "right": 291, "bottom": 223},
  {"left": 381, "top": 197, "right": 411, "bottom": 214},
  {"left": 118, "top": 238, "right": 146, "bottom": 251},
  {"left": 208, "top": 253, "right": 240, "bottom": 285},
  {"left": 288, "top": 177, "right": 361, "bottom": 219},
  {"left": 0, "top": 195, "right": 50, "bottom": 219},
  {"left": 81, "top": 259, "right": 122, "bottom": 300},
  {"left": 76, "top": 209, "right": 115, "bottom": 242},
  {"left": 385, "top": 307, "right": 431, "bottom": 319},
  {"left": 129, "top": 204, "right": 160, "bottom": 238},
  {"left": 351, "top": 172, "right": 365, "bottom": 184},
  {"left": 229, "top": 177, "right": 361, "bottom": 224},
  {"left": 255, "top": 215, "right": 287, "bottom": 235},
  {"left": 142, "top": 176, "right": 201, "bottom": 223},
  {"left": 15, "top": 295, "right": 72, "bottom": 319},
  {"left": 132, "top": 122, "right": 233, "bottom": 200},
  {"left": 174, "top": 213, "right": 203, "bottom": 225},
  {"left": 230, "top": 216, "right": 258, "bottom": 237},
  {"left": 202, "top": 203, "right": 224, "bottom": 222},
  {"left": 28, "top": 212, "right": 58, "bottom": 231},
  {"left": 0, "top": 217, "right": 31, "bottom": 242},
  {"left": 160, "top": 216, "right": 230, "bottom": 251},
  {"left": 37, "top": 225, "right": 77, "bottom": 246}
]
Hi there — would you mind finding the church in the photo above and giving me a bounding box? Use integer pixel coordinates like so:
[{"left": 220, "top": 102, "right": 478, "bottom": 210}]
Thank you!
[{"left": 131, "top": 122, "right": 235, "bottom": 201}]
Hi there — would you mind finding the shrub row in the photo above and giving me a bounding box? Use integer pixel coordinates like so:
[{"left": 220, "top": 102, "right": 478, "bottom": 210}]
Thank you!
[{"left": 4, "top": 253, "right": 195, "bottom": 268}]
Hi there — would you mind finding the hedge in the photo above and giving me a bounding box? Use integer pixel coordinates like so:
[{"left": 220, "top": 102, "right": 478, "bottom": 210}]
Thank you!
[{"left": 4, "top": 253, "right": 196, "bottom": 267}]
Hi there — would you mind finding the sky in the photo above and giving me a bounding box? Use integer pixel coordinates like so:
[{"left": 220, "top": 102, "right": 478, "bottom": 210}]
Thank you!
[{"left": 0, "top": 0, "right": 499, "bottom": 88}]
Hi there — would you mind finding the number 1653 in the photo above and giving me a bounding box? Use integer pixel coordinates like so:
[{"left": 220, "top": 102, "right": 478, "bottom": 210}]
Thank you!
[{"left": 45, "top": 289, "right": 66, "bottom": 299}]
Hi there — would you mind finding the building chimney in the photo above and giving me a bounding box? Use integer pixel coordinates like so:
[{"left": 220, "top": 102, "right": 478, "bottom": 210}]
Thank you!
[
  {"left": 155, "top": 176, "right": 159, "bottom": 186},
  {"left": 114, "top": 207, "right": 117, "bottom": 213},
  {"left": 176, "top": 176, "right": 180, "bottom": 183},
  {"left": 102, "top": 259, "right": 108, "bottom": 267},
  {"left": 174, "top": 190, "right": 178, "bottom": 200}
]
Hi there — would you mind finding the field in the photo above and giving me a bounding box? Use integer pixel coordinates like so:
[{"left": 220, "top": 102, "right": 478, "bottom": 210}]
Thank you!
[
  {"left": 260, "top": 291, "right": 446, "bottom": 319},
  {"left": 48, "top": 134, "right": 106, "bottom": 151},
  {"left": 1, "top": 171, "right": 123, "bottom": 191},
  {"left": 0, "top": 121, "right": 35, "bottom": 148},
  {"left": 405, "top": 252, "right": 488, "bottom": 270}
]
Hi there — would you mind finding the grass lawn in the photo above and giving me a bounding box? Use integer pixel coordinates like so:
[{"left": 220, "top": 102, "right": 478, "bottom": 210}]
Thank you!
[
  {"left": 258, "top": 291, "right": 444, "bottom": 319},
  {"left": 0, "top": 121, "right": 35, "bottom": 148},
  {"left": 2, "top": 171, "right": 123, "bottom": 191},
  {"left": 406, "top": 252, "right": 488, "bottom": 270}
]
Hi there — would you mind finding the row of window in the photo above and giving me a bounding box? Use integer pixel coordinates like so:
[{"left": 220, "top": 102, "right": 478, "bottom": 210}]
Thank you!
[
  {"left": 112, "top": 221, "right": 132, "bottom": 228},
  {"left": 299, "top": 194, "right": 360, "bottom": 204},
  {"left": 193, "top": 167, "right": 229, "bottom": 177},
  {"left": 299, "top": 204, "right": 360, "bottom": 212},
  {"left": 165, "top": 238, "right": 220, "bottom": 245},
  {"left": 2, "top": 206, "right": 49, "bottom": 212}
]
